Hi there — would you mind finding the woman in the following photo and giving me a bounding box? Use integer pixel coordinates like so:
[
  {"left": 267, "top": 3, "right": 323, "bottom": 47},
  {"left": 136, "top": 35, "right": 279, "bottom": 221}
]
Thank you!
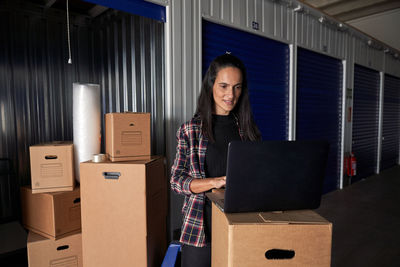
[{"left": 170, "top": 53, "right": 261, "bottom": 267}]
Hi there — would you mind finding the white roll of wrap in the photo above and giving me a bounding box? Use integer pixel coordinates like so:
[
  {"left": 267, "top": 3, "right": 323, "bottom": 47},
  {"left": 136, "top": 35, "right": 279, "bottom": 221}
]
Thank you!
[{"left": 73, "top": 83, "right": 101, "bottom": 182}]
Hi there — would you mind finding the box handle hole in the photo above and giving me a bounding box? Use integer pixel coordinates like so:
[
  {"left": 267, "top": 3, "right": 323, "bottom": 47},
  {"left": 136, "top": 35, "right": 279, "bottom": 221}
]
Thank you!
[
  {"left": 102, "top": 172, "right": 121, "bottom": 180},
  {"left": 129, "top": 123, "right": 135, "bottom": 126},
  {"left": 45, "top": 155, "right": 58, "bottom": 160},
  {"left": 265, "top": 249, "right": 295, "bottom": 260},
  {"left": 57, "top": 245, "right": 69, "bottom": 251},
  {"left": 73, "top": 198, "right": 80, "bottom": 204}
]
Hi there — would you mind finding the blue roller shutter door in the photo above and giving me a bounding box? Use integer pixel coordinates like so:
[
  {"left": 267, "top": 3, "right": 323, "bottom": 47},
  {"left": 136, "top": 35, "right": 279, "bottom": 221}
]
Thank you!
[
  {"left": 381, "top": 74, "right": 400, "bottom": 170},
  {"left": 84, "top": 0, "right": 166, "bottom": 22},
  {"left": 296, "top": 48, "right": 343, "bottom": 193},
  {"left": 352, "top": 65, "right": 380, "bottom": 183},
  {"left": 202, "top": 20, "right": 289, "bottom": 140}
]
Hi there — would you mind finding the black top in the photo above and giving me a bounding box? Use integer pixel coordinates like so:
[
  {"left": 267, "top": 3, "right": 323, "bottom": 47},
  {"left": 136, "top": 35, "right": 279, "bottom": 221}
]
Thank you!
[
  {"left": 203, "top": 113, "right": 241, "bottom": 242},
  {"left": 205, "top": 114, "right": 242, "bottom": 177}
]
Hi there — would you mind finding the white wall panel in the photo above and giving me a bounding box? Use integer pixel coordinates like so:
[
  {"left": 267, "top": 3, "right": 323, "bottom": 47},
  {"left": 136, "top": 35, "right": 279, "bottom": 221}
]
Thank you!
[
  {"left": 167, "top": 0, "right": 202, "bottom": 241},
  {"left": 353, "top": 35, "right": 384, "bottom": 71},
  {"left": 202, "top": 0, "right": 292, "bottom": 43},
  {"left": 385, "top": 54, "right": 400, "bottom": 78},
  {"left": 296, "top": 12, "right": 346, "bottom": 59}
]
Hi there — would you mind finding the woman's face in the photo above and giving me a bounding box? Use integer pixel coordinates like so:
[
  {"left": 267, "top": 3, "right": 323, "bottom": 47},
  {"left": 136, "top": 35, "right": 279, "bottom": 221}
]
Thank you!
[{"left": 212, "top": 67, "right": 242, "bottom": 115}]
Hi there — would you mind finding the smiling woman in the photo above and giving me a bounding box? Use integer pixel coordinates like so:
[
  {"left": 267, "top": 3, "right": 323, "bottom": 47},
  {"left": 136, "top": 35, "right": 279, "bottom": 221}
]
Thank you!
[
  {"left": 170, "top": 53, "right": 261, "bottom": 267},
  {"left": 212, "top": 67, "right": 242, "bottom": 116}
]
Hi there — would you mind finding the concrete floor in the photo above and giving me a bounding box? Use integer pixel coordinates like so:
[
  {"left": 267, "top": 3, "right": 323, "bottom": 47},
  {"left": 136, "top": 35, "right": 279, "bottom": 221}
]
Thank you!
[
  {"left": 1, "top": 166, "right": 399, "bottom": 266},
  {"left": 316, "top": 166, "right": 400, "bottom": 267},
  {"left": 0, "top": 221, "right": 27, "bottom": 267}
]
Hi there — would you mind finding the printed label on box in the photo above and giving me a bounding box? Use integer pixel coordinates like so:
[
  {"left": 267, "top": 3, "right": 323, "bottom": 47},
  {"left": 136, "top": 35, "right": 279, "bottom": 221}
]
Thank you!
[
  {"left": 121, "top": 131, "right": 142, "bottom": 145},
  {"left": 40, "top": 163, "right": 63, "bottom": 177}
]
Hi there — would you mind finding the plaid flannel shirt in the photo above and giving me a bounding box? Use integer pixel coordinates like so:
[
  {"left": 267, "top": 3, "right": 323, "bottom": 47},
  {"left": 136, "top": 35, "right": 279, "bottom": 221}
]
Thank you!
[{"left": 170, "top": 115, "right": 243, "bottom": 247}]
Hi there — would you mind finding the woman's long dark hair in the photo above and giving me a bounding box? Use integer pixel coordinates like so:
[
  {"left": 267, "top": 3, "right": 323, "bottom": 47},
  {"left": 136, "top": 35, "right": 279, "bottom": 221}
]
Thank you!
[{"left": 196, "top": 53, "right": 261, "bottom": 142}]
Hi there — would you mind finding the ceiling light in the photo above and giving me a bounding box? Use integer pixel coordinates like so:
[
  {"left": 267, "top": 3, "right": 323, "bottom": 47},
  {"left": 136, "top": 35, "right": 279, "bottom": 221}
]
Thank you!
[{"left": 293, "top": 5, "right": 302, "bottom": 12}]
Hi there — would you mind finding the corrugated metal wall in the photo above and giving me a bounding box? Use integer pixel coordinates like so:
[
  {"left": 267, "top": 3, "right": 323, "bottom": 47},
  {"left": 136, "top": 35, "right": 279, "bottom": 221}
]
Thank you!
[
  {"left": 91, "top": 11, "right": 165, "bottom": 155},
  {"left": 353, "top": 35, "right": 384, "bottom": 72},
  {"left": 385, "top": 53, "right": 400, "bottom": 78},
  {"left": 0, "top": 3, "right": 164, "bottom": 221},
  {"left": 0, "top": 4, "right": 93, "bottom": 221},
  {"left": 0, "top": 5, "right": 93, "bottom": 185},
  {"left": 296, "top": 12, "right": 347, "bottom": 59},
  {"left": 201, "top": 0, "right": 293, "bottom": 43}
]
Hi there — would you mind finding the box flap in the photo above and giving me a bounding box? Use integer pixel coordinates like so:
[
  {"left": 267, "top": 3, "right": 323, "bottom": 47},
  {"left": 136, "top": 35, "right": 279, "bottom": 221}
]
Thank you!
[
  {"left": 208, "top": 190, "right": 330, "bottom": 225},
  {"left": 106, "top": 112, "right": 150, "bottom": 115},
  {"left": 258, "top": 209, "right": 330, "bottom": 224},
  {"left": 81, "top": 155, "right": 161, "bottom": 166},
  {"left": 224, "top": 209, "right": 330, "bottom": 225},
  {"left": 30, "top": 141, "right": 73, "bottom": 147}
]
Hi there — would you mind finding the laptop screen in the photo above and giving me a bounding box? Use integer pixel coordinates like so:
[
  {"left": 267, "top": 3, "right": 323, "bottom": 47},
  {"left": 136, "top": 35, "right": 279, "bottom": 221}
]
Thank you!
[{"left": 223, "top": 140, "right": 329, "bottom": 213}]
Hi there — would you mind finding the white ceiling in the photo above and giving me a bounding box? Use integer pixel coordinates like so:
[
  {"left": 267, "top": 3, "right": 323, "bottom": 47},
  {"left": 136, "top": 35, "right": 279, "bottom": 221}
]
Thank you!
[
  {"left": 301, "top": 0, "right": 400, "bottom": 21},
  {"left": 301, "top": 0, "right": 400, "bottom": 52},
  {"left": 348, "top": 8, "right": 400, "bottom": 52}
]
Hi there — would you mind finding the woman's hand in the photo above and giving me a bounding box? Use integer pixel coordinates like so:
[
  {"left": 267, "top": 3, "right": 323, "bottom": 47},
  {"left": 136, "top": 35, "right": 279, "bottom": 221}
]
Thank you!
[
  {"left": 213, "top": 176, "right": 226, "bottom": 189},
  {"left": 189, "top": 176, "right": 226, "bottom": 193}
]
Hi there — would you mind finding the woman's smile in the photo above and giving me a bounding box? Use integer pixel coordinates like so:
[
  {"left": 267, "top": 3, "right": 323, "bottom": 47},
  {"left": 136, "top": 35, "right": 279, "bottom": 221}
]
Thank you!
[{"left": 213, "top": 67, "right": 242, "bottom": 115}]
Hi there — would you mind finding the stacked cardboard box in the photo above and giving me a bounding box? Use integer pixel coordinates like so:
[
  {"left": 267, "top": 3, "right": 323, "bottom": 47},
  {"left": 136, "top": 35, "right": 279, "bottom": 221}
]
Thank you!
[
  {"left": 22, "top": 113, "right": 166, "bottom": 267},
  {"left": 22, "top": 141, "right": 82, "bottom": 267},
  {"left": 29, "top": 142, "right": 75, "bottom": 193},
  {"left": 79, "top": 112, "right": 167, "bottom": 267},
  {"left": 105, "top": 112, "right": 151, "bottom": 161},
  {"left": 27, "top": 231, "right": 82, "bottom": 266}
]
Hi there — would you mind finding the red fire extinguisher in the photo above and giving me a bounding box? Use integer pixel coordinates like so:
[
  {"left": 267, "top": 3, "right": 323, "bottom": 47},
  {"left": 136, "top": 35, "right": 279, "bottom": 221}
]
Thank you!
[{"left": 346, "top": 153, "right": 357, "bottom": 176}]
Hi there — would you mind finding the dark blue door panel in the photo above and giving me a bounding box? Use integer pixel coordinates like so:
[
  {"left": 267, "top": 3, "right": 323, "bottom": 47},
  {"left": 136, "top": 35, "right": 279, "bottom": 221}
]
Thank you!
[
  {"left": 296, "top": 48, "right": 343, "bottom": 193},
  {"left": 352, "top": 64, "right": 380, "bottom": 183},
  {"left": 84, "top": 0, "right": 166, "bottom": 22},
  {"left": 381, "top": 74, "right": 400, "bottom": 170},
  {"left": 202, "top": 20, "right": 289, "bottom": 140}
]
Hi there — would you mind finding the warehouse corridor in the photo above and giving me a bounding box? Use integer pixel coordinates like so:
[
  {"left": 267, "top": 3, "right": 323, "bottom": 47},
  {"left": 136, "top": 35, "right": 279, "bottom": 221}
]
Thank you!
[{"left": 316, "top": 166, "right": 400, "bottom": 267}]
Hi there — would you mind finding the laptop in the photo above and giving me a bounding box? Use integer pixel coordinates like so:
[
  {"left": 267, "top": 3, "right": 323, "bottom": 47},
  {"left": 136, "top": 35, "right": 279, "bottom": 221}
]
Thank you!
[{"left": 210, "top": 140, "right": 329, "bottom": 213}]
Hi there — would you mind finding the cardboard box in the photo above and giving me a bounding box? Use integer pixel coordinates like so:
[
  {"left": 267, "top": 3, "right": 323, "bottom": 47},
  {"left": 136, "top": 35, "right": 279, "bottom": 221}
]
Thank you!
[
  {"left": 105, "top": 112, "right": 151, "bottom": 162},
  {"left": 80, "top": 156, "right": 167, "bottom": 267},
  {"left": 27, "top": 231, "right": 82, "bottom": 267},
  {"left": 21, "top": 186, "right": 81, "bottom": 240},
  {"left": 207, "top": 192, "right": 332, "bottom": 267},
  {"left": 29, "top": 142, "right": 75, "bottom": 193}
]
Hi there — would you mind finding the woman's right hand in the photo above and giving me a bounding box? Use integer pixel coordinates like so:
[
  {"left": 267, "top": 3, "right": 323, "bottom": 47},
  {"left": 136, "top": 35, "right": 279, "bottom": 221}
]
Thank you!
[
  {"left": 213, "top": 176, "right": 226, "bottom": 189},
  {"left": 189, "top": 176, "right": 226, "bottom": 193}
]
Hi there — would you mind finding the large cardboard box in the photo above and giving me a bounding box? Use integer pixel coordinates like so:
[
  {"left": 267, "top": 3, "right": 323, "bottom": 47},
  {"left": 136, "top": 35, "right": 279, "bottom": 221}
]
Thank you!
[
  {"left": 29, "top": 142, "right": 75, "bottom": 193},
  {"left": 21, "top": 186, "right": 81, "bottom": 240},
  {"left": 207, "top": 192, "right": 332, "bottom": 267},
  {"left": 105, "top": 112, "right": 151, "bottom": 162},
  {"left": 80, "top": 156, "right": 167, "bottom": 267},
  {"left": 27, "top": 231, "right": 82, "bottom": 267}
]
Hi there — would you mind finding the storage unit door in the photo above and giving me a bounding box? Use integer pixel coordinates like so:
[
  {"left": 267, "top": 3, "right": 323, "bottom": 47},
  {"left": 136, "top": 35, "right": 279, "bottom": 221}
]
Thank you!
[
  {"left": 381, "top": 74, "right": 400, "bottom": 171},
  {"left": 202, "top": 20, "right": 289, "bottom": 140},
  {"left": 296, "top": 48, "right": 343, "bottom": 193},
  {"left": 352, "top": 64, "right": 380, "bottom": 183}
]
